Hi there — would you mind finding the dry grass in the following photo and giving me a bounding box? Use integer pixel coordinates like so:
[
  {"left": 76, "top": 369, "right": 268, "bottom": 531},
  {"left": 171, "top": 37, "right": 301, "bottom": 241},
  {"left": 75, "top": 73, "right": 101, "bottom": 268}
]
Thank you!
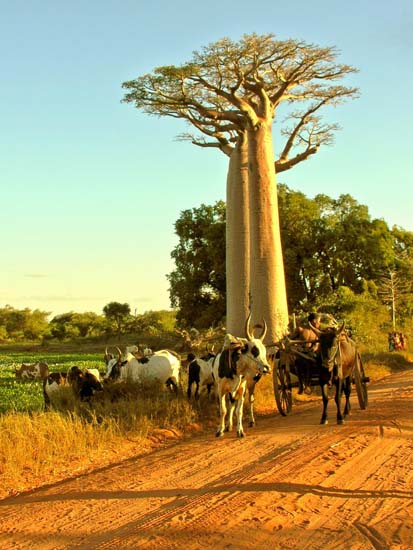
[
  {"left": 0, "top": 381, "right": 201, "bottom": 499},
  {"left": 1, "top": 349, "right": 411, "bottom": 500}
]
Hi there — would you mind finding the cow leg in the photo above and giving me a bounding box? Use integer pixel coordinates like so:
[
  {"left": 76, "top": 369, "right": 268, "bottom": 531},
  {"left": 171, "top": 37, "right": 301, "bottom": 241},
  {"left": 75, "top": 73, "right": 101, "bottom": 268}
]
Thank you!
[
  {"left": 216, "top": 393, "right": 227, "bottom": 437},
  {"left": 247, "top": 388, "right": 256, "bottom": 427},
  {"left": 334, "top": 378, "right": 345, "bottom": 424},
  {"left": 43, "top": 384, "right": 51, "bottom": 411},
  {"left": 43, "top": 393, "right": 51, "bottom": 411},
  {"left": 320, "top": 382, "right": 329, "bottom": 424},
  {"left": 166, "top": 377, "right": 179, "bottom": 394},
  {"left": 343, "top": 376, "right": 351, "bottom": 417},
  {"left": 187, "top": 381, "right": 192, "bottom": 399},
  {"left": 235, "top": 389, "right": 246, "bottom": 438},
  {"left": 225, "top": 394, "right": 236, "bottom": 432},
  {"left": 297, "top": 367, "right": 305, "bottom": 395},
  {"left": 304, "top": 362, "right": 313, "bottom": 395}
]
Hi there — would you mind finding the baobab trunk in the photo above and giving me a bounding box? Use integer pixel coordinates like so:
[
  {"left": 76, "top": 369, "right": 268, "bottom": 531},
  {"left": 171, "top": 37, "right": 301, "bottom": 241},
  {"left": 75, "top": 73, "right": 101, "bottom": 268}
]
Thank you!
[
  {"left": 226, "top": 134, "right": 250, "bottom": 336},
  {"left": 248, "top": 122, "right": 289, "bottom": 343}
]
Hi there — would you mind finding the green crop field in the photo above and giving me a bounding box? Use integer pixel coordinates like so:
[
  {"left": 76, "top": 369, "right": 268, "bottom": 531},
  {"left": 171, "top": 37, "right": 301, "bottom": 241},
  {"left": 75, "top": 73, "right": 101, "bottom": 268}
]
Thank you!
[{"left": 0, "top": 352, "right": 106, "bottom": 414}]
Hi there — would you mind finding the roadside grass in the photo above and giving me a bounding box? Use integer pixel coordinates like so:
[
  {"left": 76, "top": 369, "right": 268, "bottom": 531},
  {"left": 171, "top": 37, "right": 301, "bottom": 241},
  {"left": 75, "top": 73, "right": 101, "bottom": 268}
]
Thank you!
[
  {"left": 0, "top": 348, "right": 411, "bottom": 499},
  {"left": 0, "top": 352, "right": 216, "bottom": 498}
]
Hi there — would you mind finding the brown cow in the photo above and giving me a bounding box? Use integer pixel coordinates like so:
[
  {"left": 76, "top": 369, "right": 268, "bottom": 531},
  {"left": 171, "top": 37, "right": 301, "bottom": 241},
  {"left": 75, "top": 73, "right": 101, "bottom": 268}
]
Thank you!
[{"left": 309, "top": 321, "right": 360, "bottom": 425}]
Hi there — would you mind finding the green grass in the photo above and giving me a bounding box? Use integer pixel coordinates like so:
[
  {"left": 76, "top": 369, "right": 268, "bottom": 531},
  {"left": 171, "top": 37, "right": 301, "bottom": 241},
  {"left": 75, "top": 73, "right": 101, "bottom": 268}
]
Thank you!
[{"left": 0, "top": 352, "right": 106, "bottom": 414}]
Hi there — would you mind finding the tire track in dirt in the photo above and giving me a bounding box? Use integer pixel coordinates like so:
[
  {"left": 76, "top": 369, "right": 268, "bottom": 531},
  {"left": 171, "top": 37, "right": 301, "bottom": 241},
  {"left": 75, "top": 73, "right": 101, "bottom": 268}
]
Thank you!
[
  {"left": 70, "top": 374, "right": 413, "bottom": 550},
  {"left": 0, "top": 421, "right": 312, "bottom": 550},
  {"left": 71, "top": 425, "right": 402, "bottom": 549},
  {"left": 1, "top": 369, "right": 412, "bottom": 550}
]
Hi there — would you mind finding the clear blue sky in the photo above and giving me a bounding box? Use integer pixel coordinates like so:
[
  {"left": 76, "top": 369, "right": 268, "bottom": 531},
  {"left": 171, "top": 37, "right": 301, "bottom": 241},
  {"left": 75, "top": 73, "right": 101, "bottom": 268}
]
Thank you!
[{"left": 1, "top": 0, "right": 412, "bottom": 318}]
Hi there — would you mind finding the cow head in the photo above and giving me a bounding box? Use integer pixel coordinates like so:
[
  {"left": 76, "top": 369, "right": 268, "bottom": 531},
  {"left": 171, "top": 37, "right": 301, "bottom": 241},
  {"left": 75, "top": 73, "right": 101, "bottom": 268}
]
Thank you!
[
  {"left": 238, "top": 339, "right": 271, "bottom": 376},
  {"left": 15, "top": 364, "right": 24, "bottom": 379},
  {"left": 80, "top": 371, "right": 104, "bottom": 400},
  {"left": 311, "top": 322, "right": 345, "bottom": 371},
  {"left": 104, "top": 347, "right": 125, "bottom": 381},
  {"left": 104, "top": 347, "right": 115, "bottom": 366},
  {"left": 233, "top": 314, "right": 271, "bottom": 376}
]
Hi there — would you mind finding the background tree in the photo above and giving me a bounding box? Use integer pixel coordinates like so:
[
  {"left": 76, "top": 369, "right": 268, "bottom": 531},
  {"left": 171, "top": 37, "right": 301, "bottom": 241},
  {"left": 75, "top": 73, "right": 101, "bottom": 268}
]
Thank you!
[
  {"left": 49, "top": 313, "right": 77, "bottom": 341},
  {"left": 169, "top": 188, "right": 413, "bottom": 332},
  {"left": 0, "top": 305, "right": 50, "bottom": 341},
  {"left": 377, "top": 228, "right": 413, "bottom": 329},
  {"left": 279, "top": 188, "right": 396, "bottom": 308},
  {"left": 167, "top": 202, "right": 226, "bottom": 328},
  {"left": 387, "top": 227, "right": 413, "bottom": 323},
  {"left": 319, "top": 284, "right": 390, "bottom": 348},
  {"left": 103, "top": 302, "right": 131, "bottom": 340},
  {"left": 127, "top": 310, "right": 177, "bottom": 336},
  {"left": 122, "top": 33, "right": 358, "bottom": 342},
  {"left": 378, "top": 269, "right": 406, "bottom": 330},
  {"left": 70, "top": 312, "right": 105, "bottom": 338},
  {"left": 277, "top": 184, "right": 323, "bottom": 308}
]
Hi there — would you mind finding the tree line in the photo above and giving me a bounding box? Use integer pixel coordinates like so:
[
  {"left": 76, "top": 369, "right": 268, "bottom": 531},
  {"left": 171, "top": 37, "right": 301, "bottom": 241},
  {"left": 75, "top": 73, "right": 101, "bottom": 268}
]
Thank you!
[{"left": 0, "top": 304, "right": 176, "bottom": 343}]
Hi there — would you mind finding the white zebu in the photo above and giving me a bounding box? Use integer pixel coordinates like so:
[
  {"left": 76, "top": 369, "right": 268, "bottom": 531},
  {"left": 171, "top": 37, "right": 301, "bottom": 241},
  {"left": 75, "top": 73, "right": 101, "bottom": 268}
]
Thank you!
[
  {"left": 213, "top": 316, "right": 271, "bottom": 438},
  {"left": 104, "top": 348, "right": 181, "bottom": 392}
]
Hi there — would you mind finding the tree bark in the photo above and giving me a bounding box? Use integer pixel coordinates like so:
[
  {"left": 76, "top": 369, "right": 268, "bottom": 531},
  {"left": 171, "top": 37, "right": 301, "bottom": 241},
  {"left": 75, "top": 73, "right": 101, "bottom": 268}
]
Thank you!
[
  {"left": 226, "top": 133, "right": 250, "bottom": 336},
  {"left": 247, "top": 122, "right": 289, "bottom": 343}
]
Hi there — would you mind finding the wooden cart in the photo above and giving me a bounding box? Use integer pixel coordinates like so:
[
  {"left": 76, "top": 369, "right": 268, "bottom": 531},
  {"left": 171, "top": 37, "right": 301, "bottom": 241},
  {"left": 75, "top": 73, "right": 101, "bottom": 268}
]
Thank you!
[{"left": 268, "top": 339, "right": 369, "bottom": 416}]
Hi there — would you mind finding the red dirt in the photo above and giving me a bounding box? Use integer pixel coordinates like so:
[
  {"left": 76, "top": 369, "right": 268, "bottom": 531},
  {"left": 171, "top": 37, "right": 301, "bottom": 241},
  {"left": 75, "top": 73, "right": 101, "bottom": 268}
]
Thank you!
[{"left": 1, "top": 369, "right": 412, "bottom": 549}]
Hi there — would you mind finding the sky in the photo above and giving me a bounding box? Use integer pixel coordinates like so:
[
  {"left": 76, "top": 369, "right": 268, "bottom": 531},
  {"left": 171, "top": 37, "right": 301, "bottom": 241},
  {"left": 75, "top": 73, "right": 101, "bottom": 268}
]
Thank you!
[{"left": 1, "top": 0, "right": 412, "bottom": 318}]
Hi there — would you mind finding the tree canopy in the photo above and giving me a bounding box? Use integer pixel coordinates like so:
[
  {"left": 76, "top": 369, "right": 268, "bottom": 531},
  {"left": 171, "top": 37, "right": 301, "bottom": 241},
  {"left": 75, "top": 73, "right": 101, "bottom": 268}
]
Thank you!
[
  {"left": 167, "top": 202, "right": 226, "bottom": 328},
  {"left": 168, "top": 187, "right": 413, "bottom": 330}
]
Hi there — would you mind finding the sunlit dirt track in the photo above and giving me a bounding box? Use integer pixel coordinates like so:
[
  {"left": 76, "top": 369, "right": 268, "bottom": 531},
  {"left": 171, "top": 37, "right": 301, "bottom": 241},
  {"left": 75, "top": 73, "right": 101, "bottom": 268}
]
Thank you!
[{"left": 1, "top": 369, "right": 412, "bottom": 550}]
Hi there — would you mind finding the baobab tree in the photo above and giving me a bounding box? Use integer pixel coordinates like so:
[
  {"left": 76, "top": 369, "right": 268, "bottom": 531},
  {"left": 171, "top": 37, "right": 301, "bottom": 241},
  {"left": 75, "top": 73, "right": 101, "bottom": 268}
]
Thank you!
[{"left": 122, "top": 33, "right": 358, "bottom": 342}]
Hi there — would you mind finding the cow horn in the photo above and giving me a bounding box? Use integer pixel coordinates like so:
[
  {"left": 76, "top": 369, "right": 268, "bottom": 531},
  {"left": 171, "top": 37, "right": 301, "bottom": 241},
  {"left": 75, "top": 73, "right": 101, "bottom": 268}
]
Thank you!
[
  {"left": 308, "top": 321, "right": 323, "bottom": 336},
  {"left": 105, "top": 346, "right": 109, "bottom": 356},
  {"left": 245, "top": 312, "right": 253, "bottom": 340},
  {"left": 337, "top": 321, "right": 345, "bottom": 334},
  {"left": 326, "top": 313, "right": 339, "bottom": 327},
  {"left": 116, "top": 346, "right": 122, "bottom": 360},
  {"left": 258, "top": 319, "right": 267, "bottom": 342}
]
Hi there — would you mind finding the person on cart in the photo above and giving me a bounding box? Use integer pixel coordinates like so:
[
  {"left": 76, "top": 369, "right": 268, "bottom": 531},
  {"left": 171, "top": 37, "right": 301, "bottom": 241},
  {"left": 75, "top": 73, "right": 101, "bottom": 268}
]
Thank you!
[{"left": 287, "top": 312, "right": 321, "bottom": 394}]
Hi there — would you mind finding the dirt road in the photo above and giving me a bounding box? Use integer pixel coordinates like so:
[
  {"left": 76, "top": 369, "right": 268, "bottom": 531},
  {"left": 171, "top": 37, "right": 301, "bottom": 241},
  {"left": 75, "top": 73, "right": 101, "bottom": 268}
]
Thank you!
[{"left": 1, "top": 369, "right": 412, "bottom": 550}]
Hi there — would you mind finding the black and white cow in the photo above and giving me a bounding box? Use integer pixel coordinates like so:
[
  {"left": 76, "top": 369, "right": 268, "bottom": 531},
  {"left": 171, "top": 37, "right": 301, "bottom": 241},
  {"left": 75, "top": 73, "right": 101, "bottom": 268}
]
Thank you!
[
  {"left": 213, "top": 315, "right": 271, "bottom": 438},
  {"left": 67, "top": 366, "right": 103, "bottom": 401},
  {"left": 43, "top": 367, "right": 102, "bottom": 409},
  {"left": 186, "top": 351, "right": 215, "bottom": 400},
  {"left": 43, "top": 372, "right": 69, "bottom": 409}
]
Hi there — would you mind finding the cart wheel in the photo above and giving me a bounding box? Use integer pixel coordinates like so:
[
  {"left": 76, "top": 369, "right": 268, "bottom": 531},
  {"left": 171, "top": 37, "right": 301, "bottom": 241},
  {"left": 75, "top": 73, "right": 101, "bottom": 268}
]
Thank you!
[
  {"left": 354, "top": 353, "right": 368, "bottom": 409},
  {"left": 273, "top": 356, "right": 292, "bottom": 416}
]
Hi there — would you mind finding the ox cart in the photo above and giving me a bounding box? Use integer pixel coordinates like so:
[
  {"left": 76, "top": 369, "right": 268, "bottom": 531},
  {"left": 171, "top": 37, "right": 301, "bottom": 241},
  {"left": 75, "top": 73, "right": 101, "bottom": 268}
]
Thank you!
[{"left": 268, "top": 338, "right": 369, "bottom": 416}]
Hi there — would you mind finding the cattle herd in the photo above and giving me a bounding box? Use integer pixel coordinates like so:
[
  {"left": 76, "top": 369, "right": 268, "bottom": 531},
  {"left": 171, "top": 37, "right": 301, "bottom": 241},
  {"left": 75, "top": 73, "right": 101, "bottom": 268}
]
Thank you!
[{"left": 13, "top": 314, "right": 368, "bottom": 436}]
